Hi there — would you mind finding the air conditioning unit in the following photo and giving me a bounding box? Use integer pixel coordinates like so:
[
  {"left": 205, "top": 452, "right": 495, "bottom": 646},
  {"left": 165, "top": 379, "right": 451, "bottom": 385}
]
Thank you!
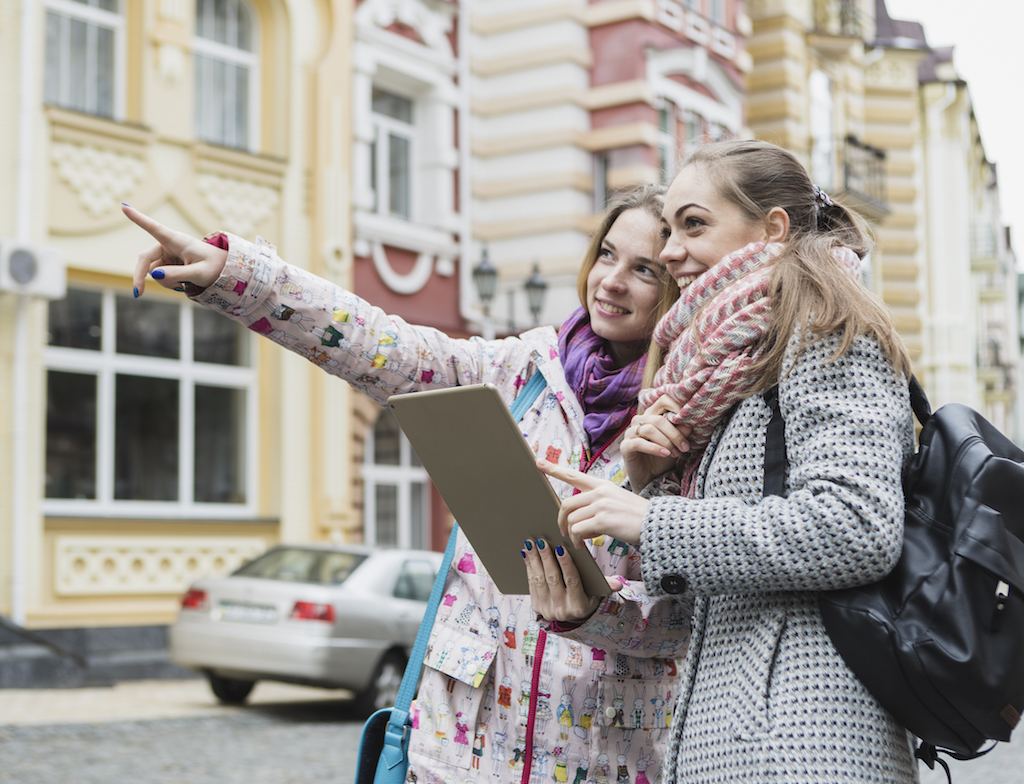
[{"left": 0, "top": 242, "right": 66, "bottom": 300}]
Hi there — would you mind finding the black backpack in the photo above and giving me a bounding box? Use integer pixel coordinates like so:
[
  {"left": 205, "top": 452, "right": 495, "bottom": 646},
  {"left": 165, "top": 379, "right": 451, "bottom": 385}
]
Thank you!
[{"left": 762, "top": 378, "right": 1024, "bottom": 775}]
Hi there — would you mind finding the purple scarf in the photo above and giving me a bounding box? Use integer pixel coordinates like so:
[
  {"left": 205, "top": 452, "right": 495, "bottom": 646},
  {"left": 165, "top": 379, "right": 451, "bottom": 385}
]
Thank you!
[{"left": 557, "top": 307, "right": 647, "bottom": 453}]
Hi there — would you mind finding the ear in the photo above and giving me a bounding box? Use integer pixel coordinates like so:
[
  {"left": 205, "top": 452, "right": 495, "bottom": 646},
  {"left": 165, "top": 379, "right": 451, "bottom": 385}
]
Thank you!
[{"left": 764, "top": 207, "right": 790, "bottom": 243}]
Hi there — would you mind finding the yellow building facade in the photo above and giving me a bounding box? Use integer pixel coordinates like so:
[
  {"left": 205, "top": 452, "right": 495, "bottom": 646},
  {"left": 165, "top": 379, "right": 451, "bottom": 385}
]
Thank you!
[{"left": 0, "top": 0, "right": 358, "bottom": 664}]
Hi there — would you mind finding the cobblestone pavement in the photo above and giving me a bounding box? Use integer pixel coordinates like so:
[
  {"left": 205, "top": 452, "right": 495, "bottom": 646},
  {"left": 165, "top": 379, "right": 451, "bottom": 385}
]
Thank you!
[
  {"left": 0, "top": 679, "right": 365, "bottom": 784},
  {"left": 1, "top": 679, "right": 1023, "bottom": 783}
]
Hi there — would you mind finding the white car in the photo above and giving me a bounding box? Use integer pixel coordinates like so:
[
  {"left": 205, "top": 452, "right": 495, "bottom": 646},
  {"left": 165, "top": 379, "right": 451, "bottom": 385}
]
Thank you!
[{"left": 169, "top": 543, "right": 443, "bottom": 714}]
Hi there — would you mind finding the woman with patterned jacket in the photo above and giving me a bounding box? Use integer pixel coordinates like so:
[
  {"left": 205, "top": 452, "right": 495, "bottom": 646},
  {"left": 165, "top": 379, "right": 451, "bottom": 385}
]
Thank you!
[
  {"left": 124, "top": 185, "right": 694, "bottom": 783},
  {"left": 534, "top": 141, "right": 920, "bottom": 783}
]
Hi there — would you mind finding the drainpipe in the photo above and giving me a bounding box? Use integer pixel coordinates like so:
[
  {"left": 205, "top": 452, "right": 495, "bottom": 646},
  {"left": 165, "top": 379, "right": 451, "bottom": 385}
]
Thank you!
[{"left": 11, "top": 0, "right": 38, "bottom": 625}]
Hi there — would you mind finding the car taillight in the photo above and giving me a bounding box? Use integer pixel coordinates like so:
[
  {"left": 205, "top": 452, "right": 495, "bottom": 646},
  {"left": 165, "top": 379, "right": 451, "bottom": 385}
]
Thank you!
[
  {"left": 181, "top": 588, "right": 208, "bottom": 610},
  {"left": 290, "top": 601, "right": 335, "bottom": 622}
]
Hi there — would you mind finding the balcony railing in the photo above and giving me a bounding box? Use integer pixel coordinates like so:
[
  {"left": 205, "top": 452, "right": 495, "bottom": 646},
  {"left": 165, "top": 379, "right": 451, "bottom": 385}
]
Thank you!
[
  {"left": 841, "top": 135, "right": 887, "bottom": 215},
  {"left": 814, "top": 0, "right": 863, "bottom": 37}
]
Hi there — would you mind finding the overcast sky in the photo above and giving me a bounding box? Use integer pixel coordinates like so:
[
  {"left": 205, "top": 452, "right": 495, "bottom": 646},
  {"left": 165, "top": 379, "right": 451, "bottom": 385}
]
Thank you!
[{"left": 883, "top": 0, "right": 1024, "bottom": 265}]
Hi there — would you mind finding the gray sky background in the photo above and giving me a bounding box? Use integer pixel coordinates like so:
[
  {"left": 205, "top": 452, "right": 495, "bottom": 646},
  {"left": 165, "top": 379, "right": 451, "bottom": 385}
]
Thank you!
[{"left": 883, "top": 0, "right": 1024, "bottom": 266}]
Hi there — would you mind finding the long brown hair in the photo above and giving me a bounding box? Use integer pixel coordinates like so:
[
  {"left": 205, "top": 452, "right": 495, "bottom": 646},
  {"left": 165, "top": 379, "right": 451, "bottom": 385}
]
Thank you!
[{"left": 645, "top": 139, "right": 910, "bottom": 390}]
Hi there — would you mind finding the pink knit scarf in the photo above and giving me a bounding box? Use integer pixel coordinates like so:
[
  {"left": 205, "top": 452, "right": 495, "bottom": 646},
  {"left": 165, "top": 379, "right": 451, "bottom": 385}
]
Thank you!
[{"left": 639, "top": 240, "right": 860, "bottom": 495}]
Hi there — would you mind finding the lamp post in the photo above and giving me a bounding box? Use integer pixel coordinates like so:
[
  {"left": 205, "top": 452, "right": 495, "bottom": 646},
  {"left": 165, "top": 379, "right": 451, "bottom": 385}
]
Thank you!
[
  {"left": 471, "top": 247, "right": 549, "bottom": 338},
  {"left": 524, "top": 263, "right": 548, "bottom": 326},
  {"left": 471, "top": 246, "right": 498, "bottom": 339}
]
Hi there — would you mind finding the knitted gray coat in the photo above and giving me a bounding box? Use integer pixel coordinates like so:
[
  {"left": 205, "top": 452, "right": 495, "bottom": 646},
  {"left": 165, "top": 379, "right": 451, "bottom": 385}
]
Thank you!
[{"left": 640, "top": 332, "right": 920, "bottom": 783}]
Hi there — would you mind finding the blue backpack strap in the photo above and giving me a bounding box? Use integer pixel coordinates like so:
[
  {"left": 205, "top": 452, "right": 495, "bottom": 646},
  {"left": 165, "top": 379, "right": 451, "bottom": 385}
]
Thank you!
[{"left": 369, "top": 370, "right": 547, "bottom": 782}]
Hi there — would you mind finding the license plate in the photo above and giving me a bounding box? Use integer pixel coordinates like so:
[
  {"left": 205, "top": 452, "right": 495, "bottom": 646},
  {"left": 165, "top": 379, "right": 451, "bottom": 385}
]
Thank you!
[{"left": 219, "top": 601, "right": 277, "bottom": 624}]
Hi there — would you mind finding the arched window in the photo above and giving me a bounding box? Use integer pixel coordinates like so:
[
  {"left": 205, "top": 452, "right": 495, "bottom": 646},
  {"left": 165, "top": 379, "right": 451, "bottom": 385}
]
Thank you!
[
  {"left": 361, "top": 409, "right": 430, "bottom": 548},
  {"left": 194, "top": 0, "right": 259, "bottom": 151},
  {"left": 44, "top": 0, "right": 125, "bottom": 119}
]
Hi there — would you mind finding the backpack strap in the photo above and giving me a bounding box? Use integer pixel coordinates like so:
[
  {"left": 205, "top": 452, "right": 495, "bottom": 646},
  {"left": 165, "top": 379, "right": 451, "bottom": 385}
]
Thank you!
[
  {"left": 909, "top": 375, "right": 932, "bottom": 425},
  {"left": 762, "top": 384, "right": 787, "bottom": 498}
]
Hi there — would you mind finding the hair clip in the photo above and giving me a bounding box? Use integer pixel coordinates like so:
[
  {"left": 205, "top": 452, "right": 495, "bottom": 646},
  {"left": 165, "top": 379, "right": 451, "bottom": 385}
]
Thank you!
[{"left": 812, "top": 184, "right": 833, "bottom": 209}]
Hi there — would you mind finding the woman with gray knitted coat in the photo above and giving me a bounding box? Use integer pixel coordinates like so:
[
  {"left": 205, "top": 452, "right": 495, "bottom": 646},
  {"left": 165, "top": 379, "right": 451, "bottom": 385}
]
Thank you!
[{"left": 526, "top": 140, "right": 920, "bottom": 783}]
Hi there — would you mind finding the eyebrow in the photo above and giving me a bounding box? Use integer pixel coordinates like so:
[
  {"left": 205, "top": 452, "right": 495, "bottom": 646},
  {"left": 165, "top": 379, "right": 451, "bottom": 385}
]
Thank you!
[{"left": 674, "top": 202, "right": 707, "bottom": 219}]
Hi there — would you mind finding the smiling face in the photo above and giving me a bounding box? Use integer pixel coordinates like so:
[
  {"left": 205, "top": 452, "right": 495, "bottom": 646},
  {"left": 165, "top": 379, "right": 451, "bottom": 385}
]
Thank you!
[
  {"left": 659, "top": 164, "right": 769, "bottom": 290},
  {"left": 585, "top": 208, "right": 665, "bottom": 367}
]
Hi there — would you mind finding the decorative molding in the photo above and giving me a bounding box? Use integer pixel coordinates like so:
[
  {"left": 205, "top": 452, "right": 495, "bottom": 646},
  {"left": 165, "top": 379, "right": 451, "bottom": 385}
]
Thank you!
[
  {"left": 158, "top": 43, "right": 187, "bottom": 84},
  {"left": 371, "top": 240, "right": 436, "bottom": 294},
  {"left": 197, "top": 172, "right": 281, "bottom": 237},
  {"left": 355, "top": 0, "right": 455, "bottom": 58},
  {"left": 50, "top": 141, "right": 146, "bottom": 217},
  {"left": 54, "top": 536, "right": 267, "bottom": 596}
]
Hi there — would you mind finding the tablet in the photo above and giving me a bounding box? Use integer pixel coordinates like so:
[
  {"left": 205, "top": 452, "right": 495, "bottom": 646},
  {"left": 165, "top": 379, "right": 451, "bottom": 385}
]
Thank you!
[{"left": 387, "top": 384, "right": 610, "bottom": 597}]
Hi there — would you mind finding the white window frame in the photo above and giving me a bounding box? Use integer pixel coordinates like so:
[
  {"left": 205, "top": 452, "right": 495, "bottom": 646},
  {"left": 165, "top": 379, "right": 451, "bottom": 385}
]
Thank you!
[
  {"left": 193, "top": 0, "right": 261, "bottom": 152},
  {"left": 809, "top": 69, "right": 837, "bottom": 192},
  {"left": 43, "top": 288, "right": 259, "bottom": 519},
  {"left": 371, "top": 89, "right": 417, "bottom": 221},
  {"left": 361, "top": 411, "right": 431, "bottom": 549},
  {"left": 44, "top": 0, "right": 126, "bottom": 120}
]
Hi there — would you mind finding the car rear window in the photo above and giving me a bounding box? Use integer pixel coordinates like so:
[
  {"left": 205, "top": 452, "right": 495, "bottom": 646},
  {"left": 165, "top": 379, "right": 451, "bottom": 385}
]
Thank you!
[{"left": 233, "top": 548, "right": 367, "bottom": 585}]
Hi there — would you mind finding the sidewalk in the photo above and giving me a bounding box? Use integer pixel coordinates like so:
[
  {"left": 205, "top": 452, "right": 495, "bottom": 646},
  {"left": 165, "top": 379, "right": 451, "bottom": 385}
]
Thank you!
[{"left": 0, "top": 678, "right": 349, "bottom": 726}]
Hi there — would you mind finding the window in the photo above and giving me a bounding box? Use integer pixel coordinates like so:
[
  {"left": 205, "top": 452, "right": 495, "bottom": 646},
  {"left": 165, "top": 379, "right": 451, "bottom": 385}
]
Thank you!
[
  {"left": 44, "top": 0, "right": 124, "bottom": 119},
  {"left": 371, "top": 88, "right": 415, "bottom": 220},
  {"left": 44, "top": 288, "right": 257, "bottom": 517},
  {"left": 809, "top": 69, "right": 836, "bottom": 191},
  {"left": 362, "top": 409, "right": 430, "bottom": 548},
  {"left": 194, "top": 0, "right": 259, "bottom": 151},
  {"left": 394, "top": 559, "right": 438, "bottom": 601}
]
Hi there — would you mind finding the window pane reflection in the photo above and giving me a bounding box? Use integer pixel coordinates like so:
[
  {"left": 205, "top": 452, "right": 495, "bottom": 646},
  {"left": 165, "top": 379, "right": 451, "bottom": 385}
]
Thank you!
[
  {"left": 194, "top": 306, "right": 248, "bottom": 365},
  {"left": 373, "top": 410, "right": 401, "bottom": 465},
  {"left": 376, "top": 484, "right": 398, "bottom": 546},
  {"left": 116, "top": 296, "right": 180, "bottom": 358},
  {"left": 48, "top": 289, "right": 102, "bottom": 350},
  {"left": 115, "top": 374, "right": 178, "bottom": 500},
  {"left": 195, "top": 385, "right": 246, "bottom": 503},
  {"left": 45, "top": 371, "right": 97, "bottom": 499}
]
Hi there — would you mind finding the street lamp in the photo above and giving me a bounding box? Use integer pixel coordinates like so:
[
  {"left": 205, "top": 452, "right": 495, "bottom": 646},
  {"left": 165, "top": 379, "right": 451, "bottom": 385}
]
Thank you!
[
  {"left": 472, "top": 247, "right": 549, "bottom": 337},
  {"left": 524, "top": 262, "right": 548, "bottom": 326}
]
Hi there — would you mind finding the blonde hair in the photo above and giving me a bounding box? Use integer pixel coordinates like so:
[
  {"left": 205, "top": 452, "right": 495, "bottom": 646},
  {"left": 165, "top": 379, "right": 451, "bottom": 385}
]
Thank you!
[{"left": 644, "top": 139, "right": 910, "bottom": 391}]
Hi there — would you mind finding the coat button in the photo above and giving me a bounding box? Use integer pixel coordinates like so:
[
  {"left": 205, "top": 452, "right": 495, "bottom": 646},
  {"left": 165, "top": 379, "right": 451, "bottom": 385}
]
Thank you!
[
  {"left": 605, "top": 706, "right": 617, "bottom": 719},
  {"left": 660, "top": 573, "right": 688, "bottom": 594}
]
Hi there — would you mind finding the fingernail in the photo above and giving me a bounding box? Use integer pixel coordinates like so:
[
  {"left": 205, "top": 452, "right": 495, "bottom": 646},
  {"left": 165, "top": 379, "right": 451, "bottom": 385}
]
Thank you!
[
  {"left": 524, "top": 540, "right": 533, "bottom": 551},
  {"left": 174, "top": 286, "right": 185, "bottom": 293},
  {"left": 122, "top": 202, "right": 131, "bottom": 207},
  {"left": 556, "top": 545, "right": 565, "bottom": 556},
  {"left": 133, "top": 287, "right": 139, "bottom": 299},
  {"left": 152, "top": 269, "right": 165, "bottom": 280},
  {"left": 521, "top": 550, "right": 527, "bottom": 559},
  {"left": 537, "top": 539, "right": 546, "bottom": 550}
]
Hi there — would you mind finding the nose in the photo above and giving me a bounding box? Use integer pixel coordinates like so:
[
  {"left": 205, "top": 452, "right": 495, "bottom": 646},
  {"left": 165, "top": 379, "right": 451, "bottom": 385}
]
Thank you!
[
  {"left": 600, "top": 260, "right": 630, "bottom": 291},
  {"left": 660, "top": 234, "right": 686, "bottom": 265}
]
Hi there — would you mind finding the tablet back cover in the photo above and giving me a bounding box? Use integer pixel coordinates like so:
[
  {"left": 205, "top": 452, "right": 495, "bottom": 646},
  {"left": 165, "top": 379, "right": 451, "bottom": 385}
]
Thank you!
[{"left": 388, "top": 384, "right": 609, "bottom": 596}]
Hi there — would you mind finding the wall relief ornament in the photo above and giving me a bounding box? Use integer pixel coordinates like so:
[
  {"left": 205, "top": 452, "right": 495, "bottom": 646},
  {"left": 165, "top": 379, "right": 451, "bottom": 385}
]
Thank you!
[
  {"left": 50, "top": 141, "right": 146, "bottom": 217},
  {"left": 197, "top": 172, "right": 281, "bottom": 237}
]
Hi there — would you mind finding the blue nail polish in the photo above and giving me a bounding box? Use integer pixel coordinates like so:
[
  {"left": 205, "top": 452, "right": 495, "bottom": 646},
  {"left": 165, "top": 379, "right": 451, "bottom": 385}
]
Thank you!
[
  {"left": 121, "top": 202, "right": 131, "bottom": 207},
  {"left": 524, "top": 540, "right": 533, "bottom": 551},
  {"left": 521, "top": 550, "right": 527, "bottom": 559},
  {"left": 556, "top": 545, "right": 565, "bottom": 556},
  {"left": 537, "top": 539, "right": 546, "bottom": 550},
  {"left": 173, "top": 286, "right": 185, "bottom": 293},
  {"left": 152, "top": 269, "right": 165, "bottom": 280},
  {"left": 133, "top": 287, "right": 139, "bottom": 299}
]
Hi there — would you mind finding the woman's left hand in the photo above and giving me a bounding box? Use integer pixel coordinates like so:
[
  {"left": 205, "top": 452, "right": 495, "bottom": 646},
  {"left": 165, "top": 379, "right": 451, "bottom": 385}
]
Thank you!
[
  {"left": 522, "top": 538, "right": 623, "bottom": 624},
  {"left": 536, "top": 459, "right": 650, "bottom": 549}
]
